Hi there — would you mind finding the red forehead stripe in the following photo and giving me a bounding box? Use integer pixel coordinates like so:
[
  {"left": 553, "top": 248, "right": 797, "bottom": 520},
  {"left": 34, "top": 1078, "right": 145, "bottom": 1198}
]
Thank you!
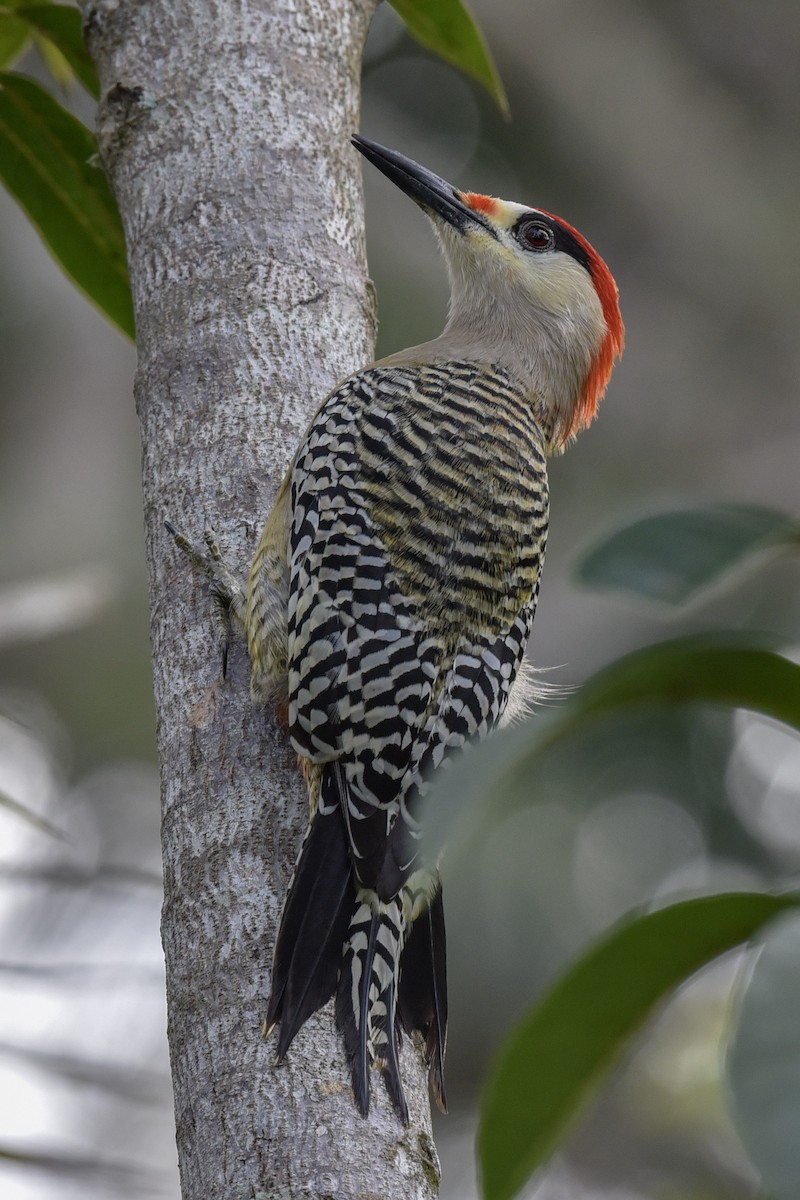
[{"left": 462, "top": 192, "right": 499, "bottom": 217}]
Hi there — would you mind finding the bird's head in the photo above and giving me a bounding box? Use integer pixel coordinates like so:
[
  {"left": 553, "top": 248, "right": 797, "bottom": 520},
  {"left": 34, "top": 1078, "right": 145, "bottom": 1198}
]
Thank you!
[{"left": 353, "top": 136, "right": 624, "bottom": 452}]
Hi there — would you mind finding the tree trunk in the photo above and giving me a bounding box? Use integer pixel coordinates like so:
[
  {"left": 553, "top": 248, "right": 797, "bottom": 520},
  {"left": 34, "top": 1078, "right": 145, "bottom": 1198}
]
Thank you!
[{"left": 80, "top": 2, "right": 439, "bottom": 1196}]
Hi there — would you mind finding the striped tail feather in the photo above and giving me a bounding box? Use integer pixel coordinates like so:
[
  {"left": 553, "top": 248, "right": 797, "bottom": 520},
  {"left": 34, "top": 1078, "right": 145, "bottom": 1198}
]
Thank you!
[{"left": 335, "top": 894, "right": 410, "bottom": 1122}]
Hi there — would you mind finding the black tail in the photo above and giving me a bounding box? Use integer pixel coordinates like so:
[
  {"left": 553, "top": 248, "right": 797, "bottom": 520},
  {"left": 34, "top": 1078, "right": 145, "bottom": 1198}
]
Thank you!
[
  {"left": 266, "top": 802, "right": 355, "bottom": 1058},
  {"left": 266, "top": 778, "right": 448, "bottom": 1120},
  {"left": 399, "top": 886, "right": 448, "bottom": 1112}
]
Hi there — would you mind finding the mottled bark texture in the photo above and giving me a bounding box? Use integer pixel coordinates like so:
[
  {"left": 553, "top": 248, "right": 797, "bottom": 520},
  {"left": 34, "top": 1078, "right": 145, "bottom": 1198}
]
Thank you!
[{"left": 80, "top": 2, "right": 439, "bottom": 1196}]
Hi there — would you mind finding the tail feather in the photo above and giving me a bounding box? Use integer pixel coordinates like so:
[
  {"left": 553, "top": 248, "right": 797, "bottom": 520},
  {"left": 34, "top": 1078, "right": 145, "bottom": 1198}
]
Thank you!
[
  {"left": 356, "top": 908, "right": 379, "bottom": 1112},
  {"left": 378, "top": 979, "right": 408, "bottom": 1122},
  {"left": 266, "top": 803, "right": 354, "bottom": 1057},
  {"left": 266, "top": 770, "right": 448, "bottom": 1120},
  {"left": 399, "top": 886, "right": 448, "bottom": 1112},
  {"left": 335, "top": 897, "right": 409, "bottom": 1122}
]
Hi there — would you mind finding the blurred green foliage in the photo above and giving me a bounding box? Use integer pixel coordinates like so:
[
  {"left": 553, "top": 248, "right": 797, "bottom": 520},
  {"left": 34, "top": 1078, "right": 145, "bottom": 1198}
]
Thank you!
[
  {"left": 0, "top": 1, "right": 126, "bottom": 332},
  {"left": 388, "top": 0, "right": 507, "bottom": 114},
  {"left": 0, "top": 72, "right": 133, "bottom": 337},
  {"left": 9, "top": 4, "right": 99, "bottom": 97},
  {"left": 576, "top": 504, "right": 799, "bottom": 607},
  {"left": 480, "top": 893, "right": 800, "bottom": 1200},
  {"left": 728, "top": 912, "right": 800, "bottom": 1200}
]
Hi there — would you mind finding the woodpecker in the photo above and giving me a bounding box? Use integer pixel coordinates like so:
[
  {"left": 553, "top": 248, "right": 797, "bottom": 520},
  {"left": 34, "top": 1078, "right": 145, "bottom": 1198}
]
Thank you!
[{"left": 173, "top": 137, "right": 623, "bottom": 1122}]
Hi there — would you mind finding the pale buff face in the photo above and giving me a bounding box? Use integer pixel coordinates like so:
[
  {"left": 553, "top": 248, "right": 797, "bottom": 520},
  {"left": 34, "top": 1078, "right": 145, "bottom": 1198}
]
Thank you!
[{"left": 426, "top": 198, "right": 609, "bottom": 447}]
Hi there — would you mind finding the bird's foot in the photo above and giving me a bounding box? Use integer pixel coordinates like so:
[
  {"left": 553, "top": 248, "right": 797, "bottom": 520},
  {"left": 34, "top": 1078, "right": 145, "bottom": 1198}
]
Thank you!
[{"left": 165, "top": 520, "right": 247, "bottom": 677}]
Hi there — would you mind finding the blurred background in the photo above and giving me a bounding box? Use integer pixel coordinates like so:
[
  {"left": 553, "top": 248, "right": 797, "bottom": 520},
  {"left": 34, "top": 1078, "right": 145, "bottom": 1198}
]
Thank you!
[{"left": 1, "top": 1, "right": 799, "bottom": 1196}]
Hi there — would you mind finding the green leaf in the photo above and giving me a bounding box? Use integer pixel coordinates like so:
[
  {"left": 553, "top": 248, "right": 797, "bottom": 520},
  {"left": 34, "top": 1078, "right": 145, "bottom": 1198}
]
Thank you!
[
  {"left": 388, "top": 0, "right": 508, "bottom": 114},
  {"left": 34, "top": 29, "right": 73, "bottom": 85},
  {"left": 22, "top": 5, "right": 99, "bottom": 97},
  {"left": 576, "top": 504, "right": 797, "bottom": 605},
  {"left": 0, "top": 14, "right": 30, "bottom": 68},
  {"left": 563, "top": 635, "right": 800, "bottom": 733},
  {"left": 727, "top": 912, "right": 800, "bottom": 1200},
  {"left": 479, "top": 892, "right": 800, "bottom": 1200},
  {"left": 423, "top": 636, "right": 800, "bottom": 861},
  {"left": 0, "top": 72, "right": 134, "bottom": 338}
]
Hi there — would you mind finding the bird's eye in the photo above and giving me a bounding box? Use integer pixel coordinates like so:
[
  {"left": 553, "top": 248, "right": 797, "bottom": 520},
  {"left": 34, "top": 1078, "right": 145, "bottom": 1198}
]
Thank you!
[{"left": 516, "top": 220, "right": 555, "bottom": 252}]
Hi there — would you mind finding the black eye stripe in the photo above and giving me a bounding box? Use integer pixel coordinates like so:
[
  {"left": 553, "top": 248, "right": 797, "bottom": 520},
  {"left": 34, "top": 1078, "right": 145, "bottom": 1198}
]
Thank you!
[{"left": 512, "top": 212, "right": 592, "bottom": 273}]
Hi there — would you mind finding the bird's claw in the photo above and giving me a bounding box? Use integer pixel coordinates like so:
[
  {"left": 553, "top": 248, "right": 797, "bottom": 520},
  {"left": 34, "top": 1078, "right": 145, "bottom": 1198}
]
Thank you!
[{"left": 165, "top": 519, "right": 246, "bottom": 676}]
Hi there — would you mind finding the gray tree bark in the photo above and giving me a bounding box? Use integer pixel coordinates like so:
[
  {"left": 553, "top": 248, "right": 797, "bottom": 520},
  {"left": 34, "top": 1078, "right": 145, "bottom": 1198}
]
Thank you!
[{"left": 80, "top": 2, "right": 440, "bottom": 1197}]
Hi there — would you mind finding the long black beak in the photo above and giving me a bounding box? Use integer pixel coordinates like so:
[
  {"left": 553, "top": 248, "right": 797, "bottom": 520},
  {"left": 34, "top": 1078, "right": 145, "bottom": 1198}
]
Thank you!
[{"left": 352, "top": 135, "right": 494, "bottom": 236}]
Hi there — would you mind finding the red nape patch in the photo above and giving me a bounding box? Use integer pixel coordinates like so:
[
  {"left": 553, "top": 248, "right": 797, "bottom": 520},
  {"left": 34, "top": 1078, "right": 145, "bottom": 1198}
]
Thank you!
[
  {"left": 541, "top": 208, "right": 625, "bottom": 441},
  {"left": 461, "top": 192, "right": 499, "bottom": 218}
]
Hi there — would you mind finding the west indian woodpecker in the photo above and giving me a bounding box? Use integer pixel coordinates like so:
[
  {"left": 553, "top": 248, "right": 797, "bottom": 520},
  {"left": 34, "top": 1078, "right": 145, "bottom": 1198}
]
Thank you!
[{"left": 170, "top": 136, "right": 624, "bottom": 1121}]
